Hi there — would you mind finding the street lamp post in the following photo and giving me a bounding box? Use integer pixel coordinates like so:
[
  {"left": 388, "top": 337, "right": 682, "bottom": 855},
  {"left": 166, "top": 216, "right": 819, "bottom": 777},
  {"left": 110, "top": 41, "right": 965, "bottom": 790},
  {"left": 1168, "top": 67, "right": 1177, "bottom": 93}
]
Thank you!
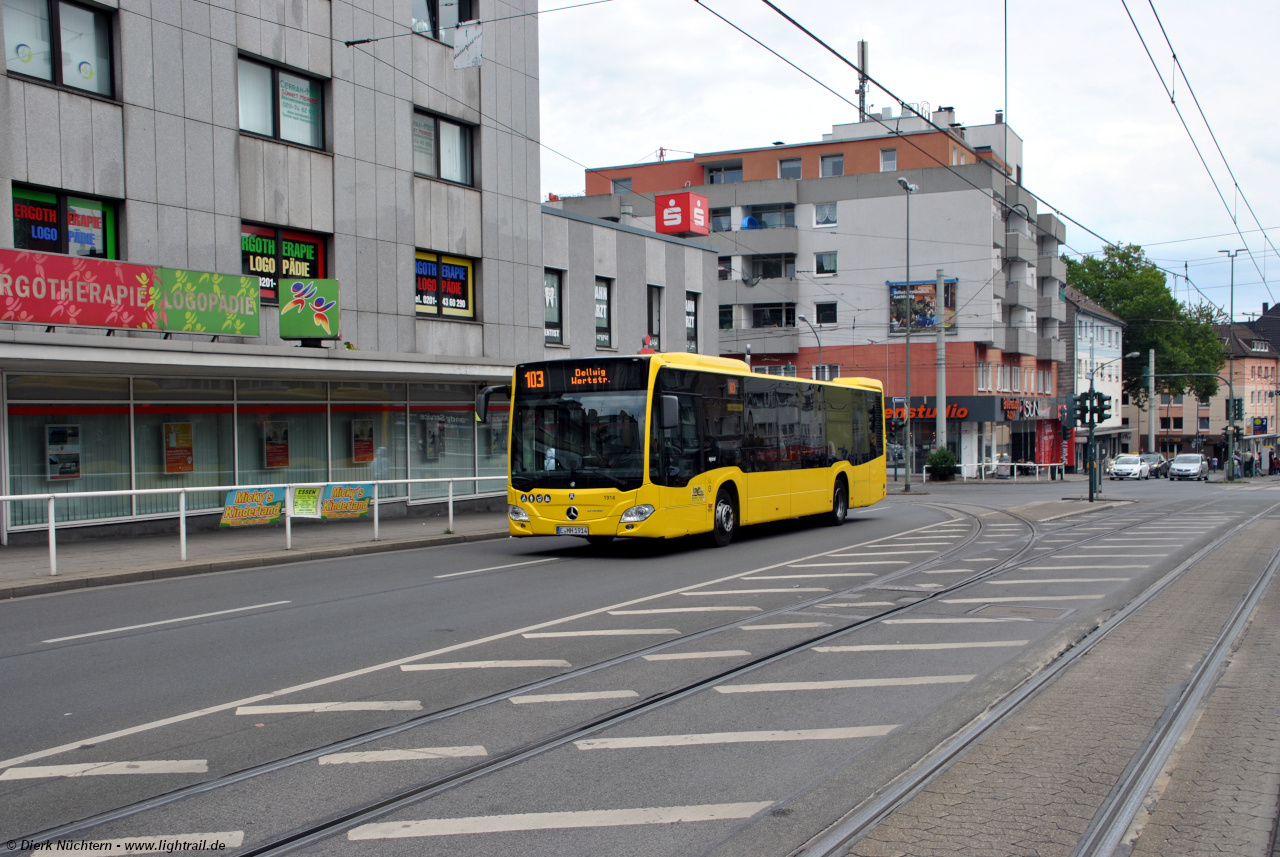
[
  {"left": 1219, "top": 249, "right": 1245, "bottom": 479},
  {"left": 798, "top": 314, "right": 823, "bottom": 379},
  {"left": 898, "top": 177, "right": 918, "bottom": 491}
]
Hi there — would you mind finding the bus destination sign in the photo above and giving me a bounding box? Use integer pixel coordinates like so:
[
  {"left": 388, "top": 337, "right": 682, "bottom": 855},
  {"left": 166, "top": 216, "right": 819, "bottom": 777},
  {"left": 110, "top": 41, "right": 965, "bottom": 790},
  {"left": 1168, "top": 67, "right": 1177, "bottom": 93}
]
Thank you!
[
  {"left": 570, "top": 367, "right": 609, "bottom": 386},
  {"left": 515, "top": 358, "right": 649, "bottom": 395}
]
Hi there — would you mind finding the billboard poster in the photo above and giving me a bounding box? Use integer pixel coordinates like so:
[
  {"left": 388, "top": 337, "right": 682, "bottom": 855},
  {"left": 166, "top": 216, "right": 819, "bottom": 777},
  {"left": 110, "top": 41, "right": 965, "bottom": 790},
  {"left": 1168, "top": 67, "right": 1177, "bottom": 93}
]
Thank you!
[
  {"left": 1254, "top": 417, "right": 1268, "bottom": 435},
  {"left": 352, "top": 419, "right": 375, "bottom": 464},
  {"left": 46, "top": 424, "right": 82, "bottom": 481},
  {"left": 220, "top": 487, "right": 285, "bottom": 527},
  {"left": 264, "top": 421, "right": 290, "bottom": 468},
  {"left": 320, "top": 484, "right": 373, "bottom": 519},
  {"left": 888, "top": 279, "right": 956, "bottom": 334},
  {"left": 163, "top": 422, "right": 194, "bottom": 474},
  {"left": 292, "top": 487, "right": 322, "bottom": 518}
]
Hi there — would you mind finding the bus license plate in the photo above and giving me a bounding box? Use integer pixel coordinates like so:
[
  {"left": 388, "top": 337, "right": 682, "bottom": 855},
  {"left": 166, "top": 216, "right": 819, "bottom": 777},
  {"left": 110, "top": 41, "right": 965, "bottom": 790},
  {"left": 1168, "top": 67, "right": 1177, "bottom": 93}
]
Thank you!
[{"left": 557, "top": 526, "right": 588, "bottom": 535}]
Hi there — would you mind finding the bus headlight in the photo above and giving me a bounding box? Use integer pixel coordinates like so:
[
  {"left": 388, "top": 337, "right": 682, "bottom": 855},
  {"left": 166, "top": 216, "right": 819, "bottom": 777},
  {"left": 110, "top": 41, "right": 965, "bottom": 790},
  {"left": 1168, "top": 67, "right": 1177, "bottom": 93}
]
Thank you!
[
  {"left": 508, "top": 505, "right": 529, "bottom": 522},
  {"left": 619, "top": 504, "right": 655, "bottom": 523}
]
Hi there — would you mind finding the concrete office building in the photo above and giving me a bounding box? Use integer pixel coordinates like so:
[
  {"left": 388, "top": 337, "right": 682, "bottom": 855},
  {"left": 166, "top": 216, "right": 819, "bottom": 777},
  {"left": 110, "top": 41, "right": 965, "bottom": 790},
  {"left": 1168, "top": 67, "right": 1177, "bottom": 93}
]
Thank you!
[
  {"left": 1060, "top": 286, "right": 1126, "bottom": 466},
  {"left": 561, "top": 106, "right": 1070, "bottom": 472},
  {"left": 0, "top": 0, "right": 717, "bottom": 536}
]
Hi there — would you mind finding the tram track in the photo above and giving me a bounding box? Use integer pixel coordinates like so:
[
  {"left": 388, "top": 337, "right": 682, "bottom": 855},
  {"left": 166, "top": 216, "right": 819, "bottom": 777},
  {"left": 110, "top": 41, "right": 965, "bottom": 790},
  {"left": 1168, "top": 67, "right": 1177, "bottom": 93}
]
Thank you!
[{"left": 11, "top": 495, "right": 1242, "bottom": 853}]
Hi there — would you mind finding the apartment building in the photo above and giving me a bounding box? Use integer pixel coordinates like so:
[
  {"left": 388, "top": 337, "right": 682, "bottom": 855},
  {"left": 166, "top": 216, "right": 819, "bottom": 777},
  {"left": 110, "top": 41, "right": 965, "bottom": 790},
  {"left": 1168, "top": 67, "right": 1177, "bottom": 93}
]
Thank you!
[
  {"left": 1060, "top": 286, "right": 1126, "bottom": 465},
  {"left": 559, "top": 106, "right": 1069, "bottom": 471},
  {"left": 0, "top": 0, "right": 717, "bottom": 537}
]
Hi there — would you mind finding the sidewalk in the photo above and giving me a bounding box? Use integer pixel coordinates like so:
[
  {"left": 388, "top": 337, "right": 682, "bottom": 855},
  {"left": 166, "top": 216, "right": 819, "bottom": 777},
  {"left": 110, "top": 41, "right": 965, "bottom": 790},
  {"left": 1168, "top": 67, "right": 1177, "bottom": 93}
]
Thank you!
[{"left": 0, "top": 510, "right": 510, "bottom": 600}]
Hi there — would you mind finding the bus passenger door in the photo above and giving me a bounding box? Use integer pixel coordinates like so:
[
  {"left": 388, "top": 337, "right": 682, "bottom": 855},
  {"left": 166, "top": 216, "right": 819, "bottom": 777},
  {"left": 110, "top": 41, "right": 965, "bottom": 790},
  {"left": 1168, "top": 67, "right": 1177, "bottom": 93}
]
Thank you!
[{"left": 655, "top": 394, "right": 708, "bottom": 535}]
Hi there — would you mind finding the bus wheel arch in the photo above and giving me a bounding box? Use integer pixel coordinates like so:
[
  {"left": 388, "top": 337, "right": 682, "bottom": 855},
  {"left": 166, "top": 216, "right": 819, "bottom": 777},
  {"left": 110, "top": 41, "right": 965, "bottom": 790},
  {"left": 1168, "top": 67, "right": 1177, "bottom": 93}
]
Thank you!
[
  {"left": 712, "top": 483, "right": 738, "bottom": 547},
  {"left": 827, "top": 474, "right": 849, "bottom": 526}
]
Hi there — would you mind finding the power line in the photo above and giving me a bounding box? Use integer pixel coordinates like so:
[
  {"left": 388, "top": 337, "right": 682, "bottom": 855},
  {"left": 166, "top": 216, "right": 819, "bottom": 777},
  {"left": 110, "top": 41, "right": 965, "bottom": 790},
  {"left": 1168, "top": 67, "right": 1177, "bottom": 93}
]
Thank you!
[{"left": 343, "top": 0, "right": 614, "bottom": 46}]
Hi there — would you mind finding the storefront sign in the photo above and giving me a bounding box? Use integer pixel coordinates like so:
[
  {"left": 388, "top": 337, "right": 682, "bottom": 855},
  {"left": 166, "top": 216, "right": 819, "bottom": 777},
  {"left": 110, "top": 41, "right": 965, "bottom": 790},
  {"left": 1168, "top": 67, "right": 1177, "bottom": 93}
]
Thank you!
[
  {"left": 163, "top": 422, "right": 194, "bottom": 474},
  {"left": 881, "top": 396, "right": 1064, "bottom": 423},
  {"left": 414, "top": 252, "right": 475, "bottom": 318},
  {"left": 1001, "top": 397, "right": 1054, "bottom": 421},
  {"left": 0, "top": 249, "right": 259, "bottom": 335},
  {"left": 352, "top": 419, "right": 375, "bottom": 464},
  {"left": 320, "top": 483, "right": 372, "bottom": 519},
  {"left": 1254, "top": 417, "right": 1268, "bottom": 435},
  {"left": 279, "top": 278, "right": 340, "bottom": 339},
  {"left": 220, "top": 487, "right": 285, "bottom": 527},
  {"left": 46, "top": 424, "right": 81, "bottom": 481},
  {"left": 292, "top": 487, "right": 322, "bottom": 518},
  {"left": 264, "top": 422, "right": 290, "bottom": 468},
  {"left": 654, "top": 192, "right": 710, "bottom": 236}
]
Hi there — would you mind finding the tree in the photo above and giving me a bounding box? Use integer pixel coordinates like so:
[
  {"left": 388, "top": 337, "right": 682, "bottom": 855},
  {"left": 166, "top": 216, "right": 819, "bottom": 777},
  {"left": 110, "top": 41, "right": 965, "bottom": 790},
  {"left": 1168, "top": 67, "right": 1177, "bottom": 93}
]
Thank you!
[{"left": 1065, "top": 244, "right": 1224, "bottom": 404}]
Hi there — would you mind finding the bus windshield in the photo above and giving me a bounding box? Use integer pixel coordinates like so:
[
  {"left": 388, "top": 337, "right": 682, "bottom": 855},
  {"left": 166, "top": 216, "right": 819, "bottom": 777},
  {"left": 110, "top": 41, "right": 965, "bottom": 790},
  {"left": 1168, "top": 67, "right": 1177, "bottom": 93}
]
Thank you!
[{"left": 511, "top": 391, "right": 647, "bottom": 490}]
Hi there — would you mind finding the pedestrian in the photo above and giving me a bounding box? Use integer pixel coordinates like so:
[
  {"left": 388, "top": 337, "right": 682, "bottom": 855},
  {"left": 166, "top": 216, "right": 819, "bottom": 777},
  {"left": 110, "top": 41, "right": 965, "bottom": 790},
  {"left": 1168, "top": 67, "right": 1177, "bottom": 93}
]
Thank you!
[{"left": 1211, "top": 456, "right": 1218, "bottom": 473}]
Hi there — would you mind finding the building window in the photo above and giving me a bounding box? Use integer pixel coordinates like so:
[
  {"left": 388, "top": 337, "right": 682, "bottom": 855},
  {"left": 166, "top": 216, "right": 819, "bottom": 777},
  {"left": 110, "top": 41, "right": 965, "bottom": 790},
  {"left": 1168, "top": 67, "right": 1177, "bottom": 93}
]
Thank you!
[
  {"left": 717, "top": 256, "right": 732, "bottom": 281},
  {"left": 238, "top": 58, "right": 323, "bottom": 149},
  {"left": 719, "top": 305, "right": 733, "bottom": 330},
  {"left": 1199, "top": 416, "right": 1210, "bottom": 431},
  {"left": 543, "top": 269, "right": 562, "bottom": 344},
  {"left": 12, "top": 185, "right": 117, "bottom": 259},
  {"left": 815, "top": 202, "right": 837, "bottom": 227},
  {"left": 611, "top": 177, "right": 631, "bottom": 194},
  {"left": 242, "top": 224, "right": 326, "bottom": 305},
  {"left": 880, "top": 149, "right": 897, "bottom": 172},
  {"left": 413, "top": 111, "right": 473, "bottom": 185},
  {"left": 707, "top": 165, "right": 742, "bottom": 184},
  {"left": 711, "top": 208, "right": 732, "bottom": 233},
  {"left": 820, "top": 154, "right": 843, "bottom": 177},
  {"left": 815, "top": 302, "right": 837, "bottom": 325},
  {"left": 1159, "top": 418, "right": 1170, "bottom": 430},
  {"left": 815, "top": 252, "right": 837, "bottom": 276},
  {"left": 812, "top": 364, "right": 839, "bottom": 381},
  {"left": 743, "top": 203, "right": 795, "bottom": 230},
  {"left": 754, "top": 364, "right": 798, "bottom": 377},
  {"left": 647, "top": 285, "right": 662, "bottom": 351},
  {"left": 410, "top": 0, "right": 474, "bottom": 45},
  {"left": 1173, "top": 417, "right": 1183, "bottom": 430},
  {"left": 752, "top": 303, "right": 795, "bottom": 328},
  {"left": 685, "top": 292, "right": 698, "bottom": 353},
  {"left": 414, "top": 251, "right": 475, "bottom": 319},
  {"left": 594, "top": 278, "right": 612, "bottom": 348},
  {"left": 750, "top": 255, "right": 795, "bottom": 280},
  {"left": 778, "top": 158, "right": 802, "bottom": 179},
  {"left": 4, "top": 0, "right": 112, "bottom": 96}
]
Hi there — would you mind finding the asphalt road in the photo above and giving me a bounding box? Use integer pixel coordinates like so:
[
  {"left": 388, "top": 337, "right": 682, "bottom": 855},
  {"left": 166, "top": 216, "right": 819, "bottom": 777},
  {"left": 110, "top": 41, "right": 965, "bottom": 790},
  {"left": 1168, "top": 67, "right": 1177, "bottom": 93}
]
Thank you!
[{"left": 2, "top": 477, "right": 1277, "bottom": 855}]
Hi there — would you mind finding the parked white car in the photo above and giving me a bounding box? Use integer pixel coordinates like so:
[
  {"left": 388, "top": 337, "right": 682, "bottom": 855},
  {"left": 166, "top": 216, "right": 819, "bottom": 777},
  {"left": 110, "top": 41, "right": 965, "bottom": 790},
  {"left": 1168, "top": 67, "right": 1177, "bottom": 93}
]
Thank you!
[
  {"left": 1109, "top": 454, "right": 1151, "bottom": 480},
  {"left": 1169, "top": 453, "right": 1209, "bottom": 481}
]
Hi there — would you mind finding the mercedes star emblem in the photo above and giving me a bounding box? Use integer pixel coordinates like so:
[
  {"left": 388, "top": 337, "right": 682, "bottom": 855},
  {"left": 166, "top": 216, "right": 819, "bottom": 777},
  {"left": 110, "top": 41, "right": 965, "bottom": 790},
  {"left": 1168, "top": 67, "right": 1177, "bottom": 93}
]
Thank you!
[{"left": 566, "top": 506, "right": 579, "bottom": 520}]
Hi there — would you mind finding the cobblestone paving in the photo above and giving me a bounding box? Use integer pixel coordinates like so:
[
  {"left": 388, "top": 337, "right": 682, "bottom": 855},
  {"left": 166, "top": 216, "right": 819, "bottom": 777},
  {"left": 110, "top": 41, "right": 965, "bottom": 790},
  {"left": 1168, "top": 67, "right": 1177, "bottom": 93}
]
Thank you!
[
  {"left": 1125, "top": 554, "right": 1280, "bottom": 857},
  {"left": 846, "top": 520, "right": 1280, "bottom": 857}
]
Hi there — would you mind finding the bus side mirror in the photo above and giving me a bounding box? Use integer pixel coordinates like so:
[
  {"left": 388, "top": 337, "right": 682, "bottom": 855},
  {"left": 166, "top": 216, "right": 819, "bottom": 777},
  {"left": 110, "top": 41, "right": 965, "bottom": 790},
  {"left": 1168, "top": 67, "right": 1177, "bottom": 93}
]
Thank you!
[
  {"left": 475, "top": 384, "right": 511, "bottom": 424},
  {"left": 661, "top": 395, "right": 680, "bottom": 430}
]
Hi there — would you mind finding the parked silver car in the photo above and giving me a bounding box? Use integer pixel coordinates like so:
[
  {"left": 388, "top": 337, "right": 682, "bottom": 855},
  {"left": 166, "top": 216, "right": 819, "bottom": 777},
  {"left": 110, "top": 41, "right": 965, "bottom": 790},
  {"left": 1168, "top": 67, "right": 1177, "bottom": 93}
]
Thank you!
[
  {"left": 1169, "top": 453, "right": 1209, "bottom": 481},
  {"left": 1109, "top": 454, "right": 1151, "bottom": 480}
]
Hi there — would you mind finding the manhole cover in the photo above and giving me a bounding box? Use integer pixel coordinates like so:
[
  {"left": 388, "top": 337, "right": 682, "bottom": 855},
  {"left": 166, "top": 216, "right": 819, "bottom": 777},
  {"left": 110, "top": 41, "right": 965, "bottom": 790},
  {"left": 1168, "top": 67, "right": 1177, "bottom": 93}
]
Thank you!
[{"left": 971, "top": 604, "right": 1071, "bottom": 619}]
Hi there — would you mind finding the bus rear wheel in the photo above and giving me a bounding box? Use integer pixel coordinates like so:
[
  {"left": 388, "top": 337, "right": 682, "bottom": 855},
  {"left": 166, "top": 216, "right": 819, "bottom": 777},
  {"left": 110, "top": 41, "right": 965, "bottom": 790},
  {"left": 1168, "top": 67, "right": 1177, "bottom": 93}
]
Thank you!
[
  {"left": 713, "top": 488, "right": 736, "bottom": 547},
  {"left": 826, "top": 480, "right": 849, "bottom": 526}
]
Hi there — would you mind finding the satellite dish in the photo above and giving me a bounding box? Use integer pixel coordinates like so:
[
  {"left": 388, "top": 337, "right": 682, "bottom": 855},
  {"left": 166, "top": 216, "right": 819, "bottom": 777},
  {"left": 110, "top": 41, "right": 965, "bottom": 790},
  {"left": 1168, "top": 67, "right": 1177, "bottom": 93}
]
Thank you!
[{"left": 741, "top": 216, "right": 761, "bottom": 230}]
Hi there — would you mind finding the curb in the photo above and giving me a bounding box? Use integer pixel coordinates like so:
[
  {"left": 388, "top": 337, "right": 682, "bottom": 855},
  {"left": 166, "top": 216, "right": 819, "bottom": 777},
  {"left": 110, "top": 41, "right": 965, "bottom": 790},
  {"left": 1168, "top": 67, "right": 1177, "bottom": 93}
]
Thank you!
[{"left": 0, "top": 529, "right": 511, "bottom": 601}]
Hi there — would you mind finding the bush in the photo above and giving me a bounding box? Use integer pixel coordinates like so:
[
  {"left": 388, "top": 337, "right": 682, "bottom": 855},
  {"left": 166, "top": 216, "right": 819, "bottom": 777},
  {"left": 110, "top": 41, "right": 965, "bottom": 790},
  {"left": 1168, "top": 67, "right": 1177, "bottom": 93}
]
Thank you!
[{"left": 926, "top": 447, "right": 960, "bottom": 481}]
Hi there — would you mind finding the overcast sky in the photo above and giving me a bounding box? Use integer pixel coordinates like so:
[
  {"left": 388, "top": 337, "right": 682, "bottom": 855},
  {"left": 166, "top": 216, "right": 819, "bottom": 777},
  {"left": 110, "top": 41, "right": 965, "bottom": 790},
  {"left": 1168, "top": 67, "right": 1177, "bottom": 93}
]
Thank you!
[{"left": 538, "top": 0, "right": 1279, "bottom": 321}]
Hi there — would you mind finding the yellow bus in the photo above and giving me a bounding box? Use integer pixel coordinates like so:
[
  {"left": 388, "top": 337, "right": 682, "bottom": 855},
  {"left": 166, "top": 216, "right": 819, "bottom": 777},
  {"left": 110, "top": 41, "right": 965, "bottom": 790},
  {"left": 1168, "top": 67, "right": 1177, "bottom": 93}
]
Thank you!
[{"left": 477, "top": 352, "right": 886, "bottom": 547}]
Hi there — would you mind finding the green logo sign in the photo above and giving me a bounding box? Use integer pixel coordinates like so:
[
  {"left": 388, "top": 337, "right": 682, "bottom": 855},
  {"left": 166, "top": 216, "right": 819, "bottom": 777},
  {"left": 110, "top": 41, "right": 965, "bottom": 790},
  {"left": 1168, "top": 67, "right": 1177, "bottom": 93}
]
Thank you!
[
  {"left": 154, "top": 268, "right": 260, "bottom": 336},
  {"left": 279, "top": 278, "right": 340, "bottom": 339}
]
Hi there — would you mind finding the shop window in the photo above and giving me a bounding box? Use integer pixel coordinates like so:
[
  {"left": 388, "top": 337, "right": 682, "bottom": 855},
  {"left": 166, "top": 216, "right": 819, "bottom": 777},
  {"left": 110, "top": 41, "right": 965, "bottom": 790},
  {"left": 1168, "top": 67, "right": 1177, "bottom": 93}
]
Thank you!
[
  {"left": 647, "top": 285, "right": 662, "bottom": 351},
  {"left": 815, "top": 302, "right": 837, "bottom": 325},
  {"left": 719, "top": 304, "right": 733, "bottom": 330},
  {"left": 595, "top": 277, "right": 612, "bottom": 348},
  {"left": 778, "top": 158, "right": 802, "bottom": 179},
  {"left": 12, "top": 185, "right": 117, "bottom": 259},
  {"left": 410, "top": 404, "right": 477, "bottom": 501},
  {"left": 815, "top": 203, "right": 837, "bottom": 227},
  {"left": 237, "top": 405, "right": 327, "bottom": 486},
  {"left": 414, "top": 251, "right": 475, "bottom": 319},
  {"left": 410, "top": 0, "right": 474, "bottom": 46},
  {"left": 413, "top": 110, "right": 474, "bottom": 184},
  {"left": 7, "top": 404, "right": 131, "bottom": 524},
  {"left": 820, "top": 154, "right": 843, "bottom": 177},
  {"left": 241, "top": 224, "right": 326, "bottom": 305},
  {"left": 543, "top": 268, "right": 563, "bottom": 344},
  {"left": 685, "top": 292, "right": 698, "bottom": 353},
  {"left": 4, "top": 0, "right": 112, "bottom": 96},
  {"left": 330, "top": 404, "right": 408, "bottom": 498},
  {"left": 815, "top": 252, "right": 837, "bottom": 276},
  {"left": 238, "top": 57, "right": 323, "bottom": 149}
]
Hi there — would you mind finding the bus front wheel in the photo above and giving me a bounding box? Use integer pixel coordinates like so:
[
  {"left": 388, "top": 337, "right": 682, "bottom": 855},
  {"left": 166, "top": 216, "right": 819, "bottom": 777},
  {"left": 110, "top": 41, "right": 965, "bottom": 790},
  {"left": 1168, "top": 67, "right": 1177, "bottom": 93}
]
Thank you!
[
  {"left": 826, "top": 480, "right": 849, "bottom": 526},
  {"left": 713, "top": 488, "right": 737, "bottom": 547}
]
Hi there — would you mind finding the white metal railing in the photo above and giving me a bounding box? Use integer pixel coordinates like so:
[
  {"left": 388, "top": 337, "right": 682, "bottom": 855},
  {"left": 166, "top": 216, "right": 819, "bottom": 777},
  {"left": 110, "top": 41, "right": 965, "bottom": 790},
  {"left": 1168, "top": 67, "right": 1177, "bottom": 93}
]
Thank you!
[
  {"left": 0, "top": 476, "right": 508, "bottom": 577},
  {"left": 922, "top": 462, "right": 1066, "bottom": 483}
]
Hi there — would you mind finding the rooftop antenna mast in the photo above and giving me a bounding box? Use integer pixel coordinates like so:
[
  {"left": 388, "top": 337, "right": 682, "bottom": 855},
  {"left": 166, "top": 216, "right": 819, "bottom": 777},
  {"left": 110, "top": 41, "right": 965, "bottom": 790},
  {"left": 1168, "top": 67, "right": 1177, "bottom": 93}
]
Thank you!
[{"left": 856, "top": 40, "right": 869, "bottom": 122}]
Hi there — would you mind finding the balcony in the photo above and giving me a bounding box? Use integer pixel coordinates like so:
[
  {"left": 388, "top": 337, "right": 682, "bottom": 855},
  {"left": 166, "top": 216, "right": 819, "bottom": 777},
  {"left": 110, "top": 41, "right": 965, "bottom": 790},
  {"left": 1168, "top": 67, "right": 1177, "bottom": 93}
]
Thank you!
[
  {"left": 1005, "top": 232, "right": 1036, "bottom": 263},
  {"left": 718, "top": 326, "right": 799, "bottom": 356},
  {"left": 992, "top": 217, "right": 1006, "bottom": 249},
  {"left": 720, "top": 277, "right": 799, "bottom": 306},
  {"left": 1004, "top": 279, "right": 1036, "bottom": 308},
  {"left": 710, "top": 228, "right": 798, "bottom": 257},
  {"left": 1038, "top": 254, "right": 1067, "bottom": 283},
  {"left": 1037, "top": 337, "right": 1065, "bottom": 363},
  {"left": 1037, "top": 212, "right": 1066, "bottom": 243},
  {"left": 1038, "top": 290, "right": 1067, "bottom": 321},
  {"left": 1004, "top": 326, "right": 1037, "bottom": 356}
]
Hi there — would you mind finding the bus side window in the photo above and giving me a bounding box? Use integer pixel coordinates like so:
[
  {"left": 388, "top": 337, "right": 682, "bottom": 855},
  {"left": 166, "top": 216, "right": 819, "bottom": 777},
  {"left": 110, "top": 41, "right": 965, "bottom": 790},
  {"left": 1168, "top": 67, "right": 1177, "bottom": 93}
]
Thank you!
[
  {"left": 658, "top": 393, "right": 702, "bottom": 486},
  {"left": 825, "top": 386, "right": 854, "bottom": 464}
]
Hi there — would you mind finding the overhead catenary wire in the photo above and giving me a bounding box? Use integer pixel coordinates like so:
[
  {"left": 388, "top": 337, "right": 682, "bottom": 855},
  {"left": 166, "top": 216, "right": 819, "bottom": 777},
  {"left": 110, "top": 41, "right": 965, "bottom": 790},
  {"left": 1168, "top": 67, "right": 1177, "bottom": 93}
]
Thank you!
[{"left": 343, "top": 0, "right": 614, "bottom": 46}]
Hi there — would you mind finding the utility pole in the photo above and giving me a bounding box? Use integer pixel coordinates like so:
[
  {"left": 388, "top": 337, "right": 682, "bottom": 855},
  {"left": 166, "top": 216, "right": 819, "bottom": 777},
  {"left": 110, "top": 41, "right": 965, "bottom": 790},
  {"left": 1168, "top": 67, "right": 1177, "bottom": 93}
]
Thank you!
[
  {"left": 1147, "top": 349, "right": 1155, "bottom": 454},
  {"left": 856, "top": 41, "right": 869, "bottom": 122},
  {"left": 899, "top": 178, "right": 918, "bottom": 491},
  {"left": 1220, "top": 249, "right": 1244, "bottom": 480},
  {"left": 935, "top": 268, "right": 947, "bottom": 455}
]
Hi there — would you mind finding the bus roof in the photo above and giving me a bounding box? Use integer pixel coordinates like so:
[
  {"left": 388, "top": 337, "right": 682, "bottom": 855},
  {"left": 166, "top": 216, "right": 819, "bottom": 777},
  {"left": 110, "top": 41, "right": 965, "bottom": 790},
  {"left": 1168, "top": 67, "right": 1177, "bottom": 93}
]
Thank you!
[{"left": 650, "top": 352, "right": 883, "bottom": 392}]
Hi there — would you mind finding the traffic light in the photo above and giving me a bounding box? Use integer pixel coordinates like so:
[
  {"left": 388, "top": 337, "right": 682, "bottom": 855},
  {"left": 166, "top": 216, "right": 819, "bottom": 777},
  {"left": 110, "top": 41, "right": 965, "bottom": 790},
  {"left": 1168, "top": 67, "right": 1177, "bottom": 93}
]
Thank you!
[
  {"left": 1074, "top": 393, "right": 1091, "bottom": 426},
  {"left": 1094, "top": 392, "right": 1113, "bottom": 422},
  {"left": 1234, "top": 398, "right": 1245, "bottom": 421},
  {"left": 1226, "top": 397, "right": 1244, "bottom": 421}
]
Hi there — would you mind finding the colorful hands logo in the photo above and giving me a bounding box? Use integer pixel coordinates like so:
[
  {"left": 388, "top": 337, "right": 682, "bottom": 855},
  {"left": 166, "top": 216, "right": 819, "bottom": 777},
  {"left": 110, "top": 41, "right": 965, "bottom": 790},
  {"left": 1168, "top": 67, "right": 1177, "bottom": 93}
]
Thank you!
[{"left": 282, "top": 280, "right": 336, "bottom": 335}]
